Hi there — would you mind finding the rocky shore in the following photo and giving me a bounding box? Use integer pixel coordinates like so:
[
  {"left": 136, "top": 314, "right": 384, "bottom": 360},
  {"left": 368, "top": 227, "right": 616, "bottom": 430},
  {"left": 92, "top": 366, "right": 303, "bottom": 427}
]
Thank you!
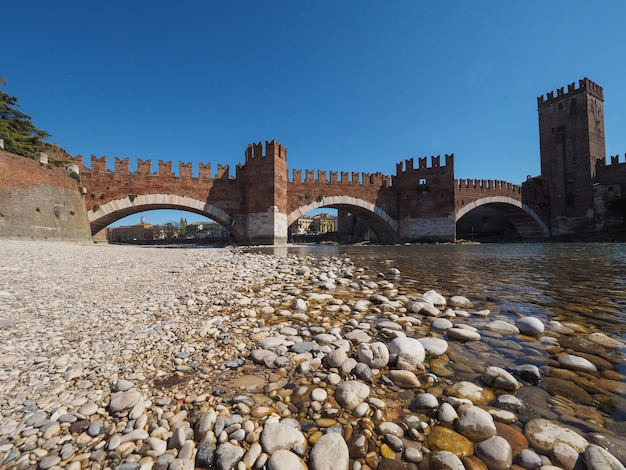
[{"left": 0, "top": 240, "right": 625, "bottom": 470}]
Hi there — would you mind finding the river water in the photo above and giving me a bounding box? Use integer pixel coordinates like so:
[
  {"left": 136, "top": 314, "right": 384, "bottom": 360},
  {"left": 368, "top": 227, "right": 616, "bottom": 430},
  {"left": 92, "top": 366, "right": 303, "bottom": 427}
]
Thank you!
[
  {"left": 249, "top": 242, "right": 626, "bottom": 433},
  {"left": 254, "top": 243, "right": 626, "bottom": 340}
]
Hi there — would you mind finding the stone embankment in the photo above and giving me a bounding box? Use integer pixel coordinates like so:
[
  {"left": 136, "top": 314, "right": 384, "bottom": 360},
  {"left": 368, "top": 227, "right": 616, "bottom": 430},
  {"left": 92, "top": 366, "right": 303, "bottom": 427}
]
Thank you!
[{"left": 0, "top": 240, "right": 625, "bottom": 470}]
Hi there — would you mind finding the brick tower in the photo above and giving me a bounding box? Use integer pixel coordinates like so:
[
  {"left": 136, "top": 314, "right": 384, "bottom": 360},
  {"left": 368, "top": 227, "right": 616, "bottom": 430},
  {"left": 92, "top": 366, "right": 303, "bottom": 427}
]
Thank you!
[
  {"left": 537, "top": 78, "right": 606, "bottom": 235},
  {"left": 241, "top": 140, "right": 289, "bottom": 244}
]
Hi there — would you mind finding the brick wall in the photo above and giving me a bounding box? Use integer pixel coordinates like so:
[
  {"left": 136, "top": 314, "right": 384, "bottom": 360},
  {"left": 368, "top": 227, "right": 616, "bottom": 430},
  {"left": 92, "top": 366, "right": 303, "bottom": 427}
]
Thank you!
[{"left": 0, "top": 151, "right": 91, "bottom": 239}]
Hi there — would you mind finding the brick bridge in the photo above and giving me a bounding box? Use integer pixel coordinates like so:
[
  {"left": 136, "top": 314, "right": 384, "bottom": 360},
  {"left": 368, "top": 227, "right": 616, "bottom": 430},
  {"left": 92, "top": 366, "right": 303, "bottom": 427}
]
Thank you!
[{"left": 73, "top": 140, "right": 549, "bottom": 244}]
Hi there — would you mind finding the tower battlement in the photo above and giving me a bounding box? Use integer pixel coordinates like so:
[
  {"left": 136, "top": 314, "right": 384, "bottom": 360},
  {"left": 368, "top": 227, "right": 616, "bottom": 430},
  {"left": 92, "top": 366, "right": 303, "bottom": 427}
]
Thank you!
[
  {"left": 596, "top": 154, "right": 626, "bottom": 169},
  {"left": 537, "top": 77, "right": 603, "bottom": 105},
  {"left": 395, "top": 154, "right": 454, "bottom": 175},
  {"left": 245, "top": 140, "right": 287, "bottom": 163}
]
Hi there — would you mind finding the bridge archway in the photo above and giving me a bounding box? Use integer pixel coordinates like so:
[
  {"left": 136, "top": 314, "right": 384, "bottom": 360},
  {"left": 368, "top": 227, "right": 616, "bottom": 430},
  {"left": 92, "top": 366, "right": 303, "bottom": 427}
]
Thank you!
[
  {"left": 89, "top": 194, "right": 244, "bottom": 240},
  {"left": 287, "top": 196, "right": 399, "bottom": 244},
  {"left": 455, "top": 196, "right": 550, "bottom": 239}
]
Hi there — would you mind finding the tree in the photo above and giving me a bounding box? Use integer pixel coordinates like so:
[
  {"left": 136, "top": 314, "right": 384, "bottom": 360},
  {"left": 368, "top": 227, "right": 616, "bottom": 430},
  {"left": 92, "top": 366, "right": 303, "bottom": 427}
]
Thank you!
[
  {"left": 0, "top": 77, "right": 51, "bottom": 158},
  {"left": 179, "top": 217, "right": 188, "bottom": 237}
]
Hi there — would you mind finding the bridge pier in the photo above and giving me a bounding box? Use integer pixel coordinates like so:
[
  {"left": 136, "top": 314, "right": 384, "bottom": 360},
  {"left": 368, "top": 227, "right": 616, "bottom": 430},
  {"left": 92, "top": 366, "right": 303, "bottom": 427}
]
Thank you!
[
  {"left": 245, "top": 207, "right": 288, "bottom": 245},
  {"left": 399, "top": 216, "right": 456, "bottom": 243}
]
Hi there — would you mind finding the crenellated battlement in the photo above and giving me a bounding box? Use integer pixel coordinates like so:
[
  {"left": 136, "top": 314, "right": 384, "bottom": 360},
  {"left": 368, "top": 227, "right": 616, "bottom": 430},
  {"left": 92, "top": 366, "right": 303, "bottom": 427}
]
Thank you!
[
  {"left": 455, "top": 178, "right": 521, "bottom": 194},
  {"left": 595, "top": 154, "right": 626, "bottom": 176},
  {"left": 597, "top": 154, "right": 626, "bottom": 167},
  {"left": 76, "top": 155, "right": 225, "bottom": 180},
  {"left": 291, "top": 168, "right": 391, "bottom": 186},
  {"left": 245, "top": 140, "right": 287, "bottom": 163},
  {"left": 537, "top": 77, "right": 603, "bottom": 105},
  {"left": 395, "top": 154, "right": 454, "bottom": 175}
]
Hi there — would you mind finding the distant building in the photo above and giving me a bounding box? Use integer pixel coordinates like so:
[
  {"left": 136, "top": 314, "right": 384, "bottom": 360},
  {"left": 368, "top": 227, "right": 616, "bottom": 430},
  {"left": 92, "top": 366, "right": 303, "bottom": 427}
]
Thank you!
[
  {"left": 107, "top": 217, "right": 155, "bottom": 242},
  {"left": 311, "top": 213, "right": 336, "bottom": 233},
  {"left": 187, "top": 221, "right": 232, "bottom": 238},
  {"left": 293, "top": 216, "right": 313, "bottom": 234}
]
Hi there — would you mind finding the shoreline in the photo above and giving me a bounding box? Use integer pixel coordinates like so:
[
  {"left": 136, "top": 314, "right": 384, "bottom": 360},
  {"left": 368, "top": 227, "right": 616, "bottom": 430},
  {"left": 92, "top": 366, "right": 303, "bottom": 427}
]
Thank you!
[{"left": 1, "top": 240, "right": 625, "bottom": 469}]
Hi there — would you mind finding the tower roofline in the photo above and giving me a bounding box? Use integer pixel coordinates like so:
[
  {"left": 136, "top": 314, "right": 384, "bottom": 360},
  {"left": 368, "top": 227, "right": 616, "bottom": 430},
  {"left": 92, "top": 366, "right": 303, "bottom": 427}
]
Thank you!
[{"left": 537, "top": 77, "right": 603, "bottom": 106}]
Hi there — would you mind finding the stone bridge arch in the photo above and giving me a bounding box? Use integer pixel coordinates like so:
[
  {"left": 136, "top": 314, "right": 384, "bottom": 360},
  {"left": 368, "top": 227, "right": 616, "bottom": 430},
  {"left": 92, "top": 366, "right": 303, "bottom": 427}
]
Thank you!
[
  {"left": 455, "top": 196, "right": 550, "bottom": 239},
  {"left": 287, "top": 195, "right": 399, "bottom": 244},
  {"left": 89, "top": 194, "right": 244, "bottom": 240}
]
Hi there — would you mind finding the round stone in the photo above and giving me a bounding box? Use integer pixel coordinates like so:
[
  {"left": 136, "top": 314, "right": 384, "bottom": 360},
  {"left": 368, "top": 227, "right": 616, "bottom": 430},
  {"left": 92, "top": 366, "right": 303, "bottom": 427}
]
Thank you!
[
  {"left": 517, "top": 448, "right": 543, "bottom": 469},
  {"left": 485, "top": 320, "right": 520, "bottom": 334},
  {"left": 449, "top": 295, "right": 473, "bottom": 308},
  {"left": 431, "top": 318, "right": 454, "bottom": 331},
  {"left": 309, "top": 432, "right": 350, "bottom": 470},
  {"left": 429, "top": 451, "right": 465, "bottom": 470},
  {"left": 109, "top": 390, "right": 141, "bottom": 413},
  {"left": 447, "top": 327, "right": 481, "bottom": 341},
  {"left": 388, "top": 337, "right": 425, "bottom": 363},
  {"left": 357, "top": 342, "right": 390, "bottom": 368},
  {"left": 515, "top": 316, "right": 545, "bottom": 336},
  {"left": 410, "top": 393, "right": 439, "bottom": 412},
  {"left": 475, "top": 436, "right": 513, "bottom": 470},
  {"left": 584, "top": 444, "right": 625, "bottom": 470},
  {"left": 423, "top": 290, "right": 446, "bottom": 306},
  {"left": 557, "top": 354, "right": 598, "bottom": 372},
  {"left": 427, "top": 426, "right": 474, "bottom": 456},
  {"left": 481, "top": 366, "right": 521, "bottom": 391},
  {"left": 115, "top": 379, "right": 134, "bottom": 391},
  {"left": 311, "top": 388, "right": 328, "bottom": 402},
  {"left": 438, "top": 402, "right": 458, "bottom": 425},
  {"left": 456, "top": 405, "right": 497, "bottom": 441},
  {"left": 268, "top": 450, "right": 307, "bottom": 470},
  {"left": 260, "top": 422, "right": 306, "bottom": 454},
  {"left": 524, "top": 418, "right": 589, "bottom": 453},
  {"left": 335, "top": 381, "right": 370, "bottom": 411},
  {"left": 214, "top": 442, "right": 244, "bottom": 470},
  {"left": 38, "top": 455, "right": 61, "bottom": 469},
  {"left": 388, "top": 370, "right": 420, "bottom": 388},
  {"left": 450, "top": 381, "right": 494, "bottom": 404},
  {"left": 418, "top": 337, "right": 449, "bottom": 357}
]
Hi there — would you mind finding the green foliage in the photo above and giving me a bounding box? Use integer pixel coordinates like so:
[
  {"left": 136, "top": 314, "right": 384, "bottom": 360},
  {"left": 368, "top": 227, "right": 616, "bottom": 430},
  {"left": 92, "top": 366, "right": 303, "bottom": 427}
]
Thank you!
[
  {"left": 0, "top": 77, "right": 51, "bottom": 158},
  {"left": 179, "top": 217, "right": 188, "bottom": 237},
  {"left": 69, "top": 171, "right": 80, "bottom": 183},
  {"left": 69, "top": 210, "right": 75, "bottom": 216},
  {"left": 92, "top": 204, "right": 100, "bottom": 212},
  {"left": 316, "top": 194, "right": 324, "bottom": 202},
  {"left": 128, "top": 194, "right": 137, "bottom": 202}
]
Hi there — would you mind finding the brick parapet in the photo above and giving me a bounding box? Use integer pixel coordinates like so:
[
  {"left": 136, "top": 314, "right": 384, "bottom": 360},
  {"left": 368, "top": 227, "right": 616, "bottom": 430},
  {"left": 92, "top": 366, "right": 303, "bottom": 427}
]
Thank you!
[
  {"left": 454, "top": 178, "right": 522, "bottom": 210},
  {"left": 291, "top": 168, "right": 391, "bottom": 186}
]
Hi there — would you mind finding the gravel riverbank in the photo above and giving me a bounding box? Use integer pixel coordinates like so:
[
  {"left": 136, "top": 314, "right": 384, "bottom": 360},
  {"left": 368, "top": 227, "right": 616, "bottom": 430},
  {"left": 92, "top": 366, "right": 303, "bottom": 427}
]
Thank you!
[{"left": 0, "top": 240, "right": 625, "bottom": 470}]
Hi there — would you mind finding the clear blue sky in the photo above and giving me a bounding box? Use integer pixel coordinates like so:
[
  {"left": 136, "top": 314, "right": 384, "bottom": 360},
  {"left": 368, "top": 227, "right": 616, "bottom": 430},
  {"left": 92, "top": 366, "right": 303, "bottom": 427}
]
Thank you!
[{"left": 3, "top": 1, "right": 626, "bottom": 226}]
